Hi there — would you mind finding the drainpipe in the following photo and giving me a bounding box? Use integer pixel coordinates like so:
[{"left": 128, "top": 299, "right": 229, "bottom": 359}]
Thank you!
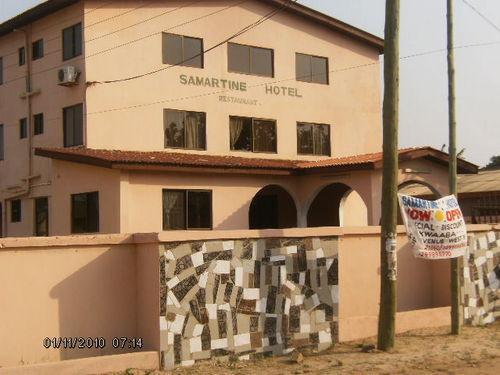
[{"left": 4, "top": 27, "right": 35, "bottom": 237}]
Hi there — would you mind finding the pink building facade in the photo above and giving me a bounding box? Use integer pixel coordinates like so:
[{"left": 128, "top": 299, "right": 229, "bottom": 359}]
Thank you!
[{"left": 0, "top": 0, "right": 477, "bottom": 237}]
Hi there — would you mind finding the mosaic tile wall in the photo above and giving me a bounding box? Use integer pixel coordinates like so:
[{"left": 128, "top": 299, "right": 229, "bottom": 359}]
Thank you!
[
  {"left": 462, "top": 231, "right": 500, "bottom": 325},
  {"left": 159, "top": 237, "right": 339, "bottom": 368}
]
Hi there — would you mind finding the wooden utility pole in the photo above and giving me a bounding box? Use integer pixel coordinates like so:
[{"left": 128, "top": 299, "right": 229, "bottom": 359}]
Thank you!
[
  {"left": 447, "top": 0, "right": 461, "bottom": 335},
  {"left": 377, "top": 0, "right": 400, "bottom": 351}
]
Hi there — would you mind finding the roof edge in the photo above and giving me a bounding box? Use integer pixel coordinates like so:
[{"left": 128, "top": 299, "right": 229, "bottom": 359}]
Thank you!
[
  {"left": 0, "top": 0, "right": 384, "bottom": 53},
  {"left": 0, "top": 0, "right": 79, "bottom": 38},
  {"left": 259, "top": 0, "right": 384, "bottom": 53}
]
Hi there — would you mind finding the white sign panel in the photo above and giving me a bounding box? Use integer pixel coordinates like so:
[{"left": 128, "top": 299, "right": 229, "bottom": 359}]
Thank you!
[{"left": 398, "top": 194, "right": 468, "bottom": 259}]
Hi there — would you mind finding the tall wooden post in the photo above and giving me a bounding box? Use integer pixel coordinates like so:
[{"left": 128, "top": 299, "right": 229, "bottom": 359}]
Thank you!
[
  {"left": 377, "top": 0, "right": 400, "bottom": 351},
  {"left": 447, "top": 0, "right": 461, "bottom": 335}
]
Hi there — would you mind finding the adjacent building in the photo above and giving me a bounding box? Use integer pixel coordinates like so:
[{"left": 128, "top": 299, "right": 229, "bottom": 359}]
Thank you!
[{"left": 0, "top": 0, "right": 477, "bottom": 237}]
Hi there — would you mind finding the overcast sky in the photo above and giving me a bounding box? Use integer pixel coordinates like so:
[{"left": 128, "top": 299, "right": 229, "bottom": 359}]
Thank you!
[{"left": 1, "top": 0, "right": 499, "bottom": 166}]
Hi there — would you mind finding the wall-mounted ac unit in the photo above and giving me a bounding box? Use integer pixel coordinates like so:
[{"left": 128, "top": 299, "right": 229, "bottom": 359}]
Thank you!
[{"left": 57, "top": 66, "right": 80, "bottom": 86}]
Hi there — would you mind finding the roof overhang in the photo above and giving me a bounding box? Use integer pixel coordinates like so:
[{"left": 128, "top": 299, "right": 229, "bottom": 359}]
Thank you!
[
  {"left": 0, "top": 0, "right": 79, "bottom": 37},
  {"left": 0, "top": 0, "right": 384, "bottom": 53},
  {"left": 34, "top": 146, "right": 479, "bottom": 176}
]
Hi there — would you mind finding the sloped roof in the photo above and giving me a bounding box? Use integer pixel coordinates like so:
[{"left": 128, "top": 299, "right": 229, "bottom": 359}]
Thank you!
[
  {"left": 0, "top": 0, "right": 384, "bottom": 52},
  {"left": 401, "top": 169, "right": 500, "bottom": 196},
  {"left": 34, "top": 146, "right": 478, "bottom": 175}
]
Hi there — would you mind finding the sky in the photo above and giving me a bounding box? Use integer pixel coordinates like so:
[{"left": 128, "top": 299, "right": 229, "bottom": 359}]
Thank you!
[{"left": 1, "top": 0, "right": 499, "bottom": 167}]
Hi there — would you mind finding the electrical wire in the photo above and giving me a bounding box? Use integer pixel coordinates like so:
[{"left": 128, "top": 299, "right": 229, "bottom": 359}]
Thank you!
[
  {"left": 0, "top": 0, "right": 247, "bottom": 85},
  {"left": 2, "top": 37, "right": 493, "bottom": 129},
  {"left": 461, "top": 0, "right": 500, "bottom": 34},
  {"left": 96, "top": 0, "right": 297, "bottom": 84}
]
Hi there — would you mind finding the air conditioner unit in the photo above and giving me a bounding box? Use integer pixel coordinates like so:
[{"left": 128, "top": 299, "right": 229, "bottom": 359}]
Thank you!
[{"left": 57, "top": 66, "right": 80, "bottom": 86}]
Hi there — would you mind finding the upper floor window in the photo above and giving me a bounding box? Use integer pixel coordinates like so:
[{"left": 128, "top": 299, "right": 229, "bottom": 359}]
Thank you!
[
  {"left": 0, "top": 57, "right": 3, "bottom": 85},
  {"left": 228, "top": 43, "right": 273, "bottom": 77},
  {"left": 297, "top": 122, "right": 331, "bottom": 156},
  {"left": 19, "top": 118, "right": 28, "bottom": 139},
  {"left": 296, "top": 53, "right": 329, "bottom": 84},
  {"left": 19, "top": 47, "right": 26, "bottom": 66},
  {"left": 230, "top": 116, "right": 277, "bottom": 153},
  {"left": 0, "top": 124, "right": 4, "bottom": 160},
  {"left": 164, "top": 109, "right": 206, "bottom": 150},
  {"left": 63, "top": 23, "right": 82, "bottom": 61},
  {"left": 163, "top": 189, "right": 212, "bottom": 230},
  {"left": 34, "top": 113, "right": 44, "bottom": 135},
  {"left": 71, "top": 191, "right": 99, "bottom": 233},
  {"left": 32, "top": 39, "right": 44, "bottom": 60},
  {"left": 162, "top": 33, "right": 203, "bottom": 68},
  {"left": 11, "top": 199, "right": 21, "bottom": 223},
  {"left": 63, "top": 103, "right": 83, "bottom": 147}
]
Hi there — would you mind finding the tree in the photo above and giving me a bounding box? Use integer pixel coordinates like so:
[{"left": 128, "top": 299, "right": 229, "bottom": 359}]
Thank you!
[{"left": 485, "top": 155, "right": 500, "bottom": 169}]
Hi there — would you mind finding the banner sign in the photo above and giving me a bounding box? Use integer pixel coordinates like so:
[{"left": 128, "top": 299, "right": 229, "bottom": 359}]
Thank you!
[{"left": 398, "top": 194, "right": 468, "bottom": 259}]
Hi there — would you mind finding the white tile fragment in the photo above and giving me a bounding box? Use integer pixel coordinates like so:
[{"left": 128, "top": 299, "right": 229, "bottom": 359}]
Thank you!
[
  {"left": 234, "top": 333, "right": 251, "bottom": 347},
  {"left": 198, "top": 272, "right": 208, "bottom": 288},
  {"left": 331, "top": 285, "right": 339, "bottom": 303},
  {"left": 316, "top": 248, "right": 325, "bottom": 259},
  {"left": 190, "top": 336, "right": 202, "bottom": 353},
  {"left": 286, "top": 245, "right": 297, "bottom": 254},
  {"left": 475, "top": 256, "right": 486, "bottom": 267},
  {"left": 319, "top": 330, "right": 331, "bottom": 344},
  {"left": 211, "top": 338, "right": 228, "bottom": 349},
  {"left": 168, "top": 314, "right": 185, "bottom": 334},
  {"left": 166, "top": 276, "right": 180, "bottom": 289},
  {"left": 192, "top": 323, "right": 204, "bottom": 337},
  {"left": 223, "top": 240, "right": 234, "bottom": 250},
  {"left": 235, "top": 267, "right": 243, "bottom": 286},
  {"left": 206, "top": 304, "right": 217, "bottom": 319},
  {"left": 191, "top": 252, "right": 204, "bottom": 267},
  {"left": 214, "top": 260, "right": 230, "bottom": 274},
  {"left": 243, "top": 288, "right": 260, "bottom": 300},
  {"left": 159, "top": 316, "right": 168, "bottom": 331}
]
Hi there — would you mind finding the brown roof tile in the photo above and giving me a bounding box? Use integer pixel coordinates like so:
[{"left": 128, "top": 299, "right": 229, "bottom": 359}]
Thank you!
[{"left": 34, "top": 146, "right": 478, "bottom": 174}]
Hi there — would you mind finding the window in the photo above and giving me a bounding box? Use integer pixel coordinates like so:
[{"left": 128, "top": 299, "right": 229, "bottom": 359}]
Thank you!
[
  {"left": 71, "top": 192, "right": 99, "bottom": 233},
  {"left": 230, "top": 116, "right": 277, "bottom": 153},
  {"left": 32, "top": 39, "right": 44, "bottom": 60},
  {"left": 162, "top": 33, "right": 203, "bottom": 68},
  {"left": 296, "top": 53, "right": 329, "bottom": 84},
  {"left": 63, "top": 23, "right": 82, "bottom": 61},
  {"left": 163, "top": 189, "right": 212, "bottom": 230},
  {"left": 0, "top": 124, "right": 4, "bottom": 160},
  {"left": 11, "top": 200, "right": 21, "bottom": 223},
  {"left": 19, "top": 47, "right": 26, "bottom": 66},
  {"left": 0, "top": 57, "right": 3, "bottom": 85},
  {"left": 228, "top": 43, "right": 274, "bottom": 77},
  {"left": 35, "top": 197, "right": 49, "bottom": 236},
  {"left": 164, "top": 109, "right": 206, "bottom": 150},
  {"left": 63, "top": 103, "right": 83, "bottom": 147},
  {"left": 297, "top": 122, "right": 331, "bottom": 156},
  {"left": 19, "top": 118, "right": 28, "bottom": 139},
  {"left": 34, "top": 113, "right": 44, "bottom": 135}
]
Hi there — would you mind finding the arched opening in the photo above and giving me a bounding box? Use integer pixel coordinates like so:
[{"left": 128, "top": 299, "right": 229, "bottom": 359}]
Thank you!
[
  {"left": 307, "top": 183, "right": 368, "bottom": 227},
  {"left": 249, "top": 185, "right": 297, "bottom": 229},
  {"left": 397, "top": 181, "right": 441, "bottom": 225}
]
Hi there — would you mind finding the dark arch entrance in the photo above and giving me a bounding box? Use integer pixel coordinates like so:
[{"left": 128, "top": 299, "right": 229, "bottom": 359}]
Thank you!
[
  {"left": 249, "top": 185, "right": 297, "bottom": 229},
  {"left": 307, "top": 183, "right": 352, "bottom": 227}
]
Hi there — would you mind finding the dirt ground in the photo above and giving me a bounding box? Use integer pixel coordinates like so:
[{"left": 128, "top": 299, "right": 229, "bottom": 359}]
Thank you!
[{"left": 109, "top": 322, "right": 500, "bottom": 375}]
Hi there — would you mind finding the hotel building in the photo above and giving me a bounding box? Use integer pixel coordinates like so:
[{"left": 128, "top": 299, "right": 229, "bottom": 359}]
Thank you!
[{"left": 0, "top": 0, "right": 477, "bottom": 237}]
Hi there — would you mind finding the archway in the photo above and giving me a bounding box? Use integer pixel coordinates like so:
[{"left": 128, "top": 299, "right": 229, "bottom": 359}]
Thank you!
[
  {"left": 397, "top": 180, "right": 441, "bottom": 224},
  {"left": 307, "top": 183, "right": 368, "bottom": 227},
  {"left": 249, "top": 185, "right": 297, "bottom": 229}
]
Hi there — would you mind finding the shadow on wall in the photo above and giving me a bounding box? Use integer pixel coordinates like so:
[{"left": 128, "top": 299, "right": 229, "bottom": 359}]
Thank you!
[
  {"left": 396, "top": 242, "right": 451, "bottom": 312},
  {"left": 49, "top": 247, "right": 138, "bottom": 360}
]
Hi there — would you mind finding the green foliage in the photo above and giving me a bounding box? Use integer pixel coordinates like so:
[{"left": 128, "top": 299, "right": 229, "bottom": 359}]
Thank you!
[{"left": 485, "top": 155, "right": 500, "bottom": 169}]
